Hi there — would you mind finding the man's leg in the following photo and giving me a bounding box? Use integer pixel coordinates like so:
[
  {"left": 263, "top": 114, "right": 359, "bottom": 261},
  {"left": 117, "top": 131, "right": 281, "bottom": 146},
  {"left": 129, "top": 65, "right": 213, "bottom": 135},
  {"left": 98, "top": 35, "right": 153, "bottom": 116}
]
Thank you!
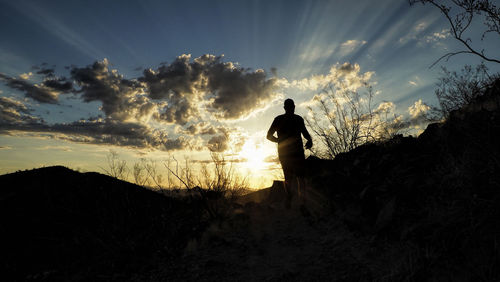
[
  {"left": 297, "top": 176, "right": 306, "bottom": 204},
  {"left": 283, "top": 168, "right": 293, "bottom": 209}
]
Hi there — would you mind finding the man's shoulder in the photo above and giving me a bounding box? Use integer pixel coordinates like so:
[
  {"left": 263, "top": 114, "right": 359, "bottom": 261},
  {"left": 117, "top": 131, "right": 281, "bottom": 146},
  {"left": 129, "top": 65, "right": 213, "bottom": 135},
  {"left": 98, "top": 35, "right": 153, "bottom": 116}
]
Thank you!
[
  {"left": 274, "top": 114, "right": 286, "bottom": 121},
  {"left": 275, "top": 113, "right": 303, "bottom": 119},
  {"left": 293, "top": 114, "right": 304, "bottom": 120}
]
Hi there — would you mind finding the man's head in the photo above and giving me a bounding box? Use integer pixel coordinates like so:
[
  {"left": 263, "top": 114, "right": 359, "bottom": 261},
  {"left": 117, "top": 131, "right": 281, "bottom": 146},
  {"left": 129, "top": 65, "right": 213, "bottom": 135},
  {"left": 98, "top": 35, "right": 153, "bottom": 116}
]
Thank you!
[{"left": 284, "top": 98, "right": 295, "bottom": 114}]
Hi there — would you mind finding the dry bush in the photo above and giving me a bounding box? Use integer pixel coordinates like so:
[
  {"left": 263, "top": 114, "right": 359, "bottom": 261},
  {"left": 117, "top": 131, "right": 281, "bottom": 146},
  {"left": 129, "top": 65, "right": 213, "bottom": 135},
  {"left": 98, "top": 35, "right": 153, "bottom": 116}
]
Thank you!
[
  {"left": 164, "top": 151, "right": 249, "bottom": 220},
  {"left": 306, "top": 82, "right": 403, "bottom": 159},
  {"left": 133, "top": 158, "right": 164, "bottom": 189},
  {"left": 434, "top": 63, "right": 499, "bottom": 118},
  {"left": 100, "top": 150, "right": 129, "bottom": 180}
]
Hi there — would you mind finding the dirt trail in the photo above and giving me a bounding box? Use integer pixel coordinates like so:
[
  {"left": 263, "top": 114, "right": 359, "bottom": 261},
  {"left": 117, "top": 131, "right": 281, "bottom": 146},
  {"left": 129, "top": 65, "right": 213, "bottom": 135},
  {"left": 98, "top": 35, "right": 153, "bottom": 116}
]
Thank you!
[{"left": 158, "top": 199, "right": 376, "bottom": 281}]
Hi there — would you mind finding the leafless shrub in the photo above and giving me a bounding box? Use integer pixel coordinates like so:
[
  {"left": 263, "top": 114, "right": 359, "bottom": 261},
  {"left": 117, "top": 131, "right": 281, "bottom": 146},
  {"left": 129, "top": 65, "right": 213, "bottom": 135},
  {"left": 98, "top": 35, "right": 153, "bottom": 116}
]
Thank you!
[
  {"left": 163, "top": 151, "right": 248, "bottom": 220},
  {"left": 306, "top": 82, "right": 403, "bottom": 159},
  {"left": 143, "top": 159, "right": 164, "bottom": 190},
  {"left": 133, "top": 160, "right": 148, "bottom": 186},
  {"left": 100, "top": 150, "right": 129, "bottom": 180},
  {"left": 200, "top": 151, "right": 248, "bottom": 199},
  {"left": 133, "top": 158, "right": 164, "bottom": 189},
  {"left": 434, "top": 63, "right": 498, "bottom": 117}
]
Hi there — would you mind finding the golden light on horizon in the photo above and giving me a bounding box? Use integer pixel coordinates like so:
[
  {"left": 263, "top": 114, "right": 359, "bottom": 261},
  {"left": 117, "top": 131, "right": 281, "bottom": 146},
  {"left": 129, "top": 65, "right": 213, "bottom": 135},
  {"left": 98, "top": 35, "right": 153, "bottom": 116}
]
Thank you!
[{"left": 238, "top": 139, "right": 272, "bottom": 172}]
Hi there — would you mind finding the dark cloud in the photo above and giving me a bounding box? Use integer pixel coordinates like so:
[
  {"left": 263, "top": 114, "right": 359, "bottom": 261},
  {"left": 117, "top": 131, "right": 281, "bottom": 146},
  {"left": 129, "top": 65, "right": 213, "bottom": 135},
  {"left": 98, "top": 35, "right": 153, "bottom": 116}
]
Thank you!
[
  {"left": 185, "top": 122, "right": 217, "bottom": 135},
  {"left": 204, "top": 62, "right": 277, "bottom": 119},
  {"left": 338, "top": 62, "right": 356, "bottom": 73},
  {"left": 0, "top": 95, "right": 188, "bottom": 151},
  {"left": 0, "top": 73, "right": 63, "bottom": 104},
  {"left": 155, "top": 98, "right": 196, "bottom": 125},
  {"left": 0, "top": 97, "right": 41, "bottom": 124},
  {"left": 43, "top": 77, "right": 73, "bottom": 92},
  {"left": 0, "top": 55, "right": 277, "bottom": 153},
  {"left": 139, "top": 54, "right": 203, "bottom": 124},
  {"left": 0, "top": 116, "right": 191, "bottom": 151},
  {"left": 0, "top": 65, "right": 74, "bottom": 104},
  {"left": 70, "top": 59, "right": 158, "bottom": 122},
  {"left": 2, "top": 55, "right": 277, "bottom": 123},
  {"left": 140, "top": 54, "right": 278, "bottom": 122},
  {"left": 35, "top": 67, "right": 55, "bottom": 77},
  {"left": 207, "top": 134, "right": 229, "bottom": 152},
  {"left": 204, "top": 125, "right": 247, "bottom": 153}
]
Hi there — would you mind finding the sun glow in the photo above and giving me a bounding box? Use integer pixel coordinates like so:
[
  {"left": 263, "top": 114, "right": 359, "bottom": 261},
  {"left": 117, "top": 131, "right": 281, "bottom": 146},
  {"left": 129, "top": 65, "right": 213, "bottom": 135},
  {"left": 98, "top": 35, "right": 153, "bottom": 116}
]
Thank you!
[
  {"left": 238, "top": 137, "right": 277, "bottom": 171},
  {"left": 239, "top": 140, "right": 267, "bottom": 171},
  {"left": 236, "top": 137, "right": 281, "bottom": 189}
]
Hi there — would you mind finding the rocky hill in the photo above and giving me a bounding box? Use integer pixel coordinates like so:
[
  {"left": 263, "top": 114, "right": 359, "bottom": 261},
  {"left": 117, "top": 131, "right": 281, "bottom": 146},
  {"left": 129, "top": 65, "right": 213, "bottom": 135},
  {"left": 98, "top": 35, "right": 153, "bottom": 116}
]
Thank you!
[
  {"left": 305, "top": 78, "right": 500, "bottom": 280},
  {"left": 1, "top": 79, "right": 499, "bottom": 281},
  {"left": 0, "top": 166, "right": 205, "bottom": 281}
]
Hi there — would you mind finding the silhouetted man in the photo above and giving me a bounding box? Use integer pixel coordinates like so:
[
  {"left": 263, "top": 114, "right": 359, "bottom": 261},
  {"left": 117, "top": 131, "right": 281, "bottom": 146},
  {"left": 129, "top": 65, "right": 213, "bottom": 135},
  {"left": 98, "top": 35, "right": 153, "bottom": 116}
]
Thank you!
[{"left": 267, "top": 98, "right": 312, "bottom": 209}]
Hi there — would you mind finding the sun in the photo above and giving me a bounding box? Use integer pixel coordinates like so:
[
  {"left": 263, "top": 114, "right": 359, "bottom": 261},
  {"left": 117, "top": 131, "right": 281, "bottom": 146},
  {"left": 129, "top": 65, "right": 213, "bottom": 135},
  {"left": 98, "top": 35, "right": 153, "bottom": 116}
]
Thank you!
[
  {"left": 238, "top": 139, "right": 272, "bottom": 171},
  {"left": 235, "top": 137, "right": 281, "bottom": 188}
]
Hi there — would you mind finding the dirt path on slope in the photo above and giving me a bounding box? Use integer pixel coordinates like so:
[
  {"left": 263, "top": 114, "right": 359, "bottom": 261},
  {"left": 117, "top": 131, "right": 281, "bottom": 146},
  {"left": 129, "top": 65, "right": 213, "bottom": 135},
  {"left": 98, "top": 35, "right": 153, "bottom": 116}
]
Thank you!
[{"left": 155, "top": 199, "right": 377, "bottom": 281}]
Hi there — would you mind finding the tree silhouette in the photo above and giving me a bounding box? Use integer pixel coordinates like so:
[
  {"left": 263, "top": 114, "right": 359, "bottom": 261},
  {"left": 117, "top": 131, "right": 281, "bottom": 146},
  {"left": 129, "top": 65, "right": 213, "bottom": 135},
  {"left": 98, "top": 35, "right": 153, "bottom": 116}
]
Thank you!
[
  {"left": 410, "top": 0, "right": 500, "bottom": 67},
  {"left": 434, "top": 63, "right": 499, "bottom": 117}
]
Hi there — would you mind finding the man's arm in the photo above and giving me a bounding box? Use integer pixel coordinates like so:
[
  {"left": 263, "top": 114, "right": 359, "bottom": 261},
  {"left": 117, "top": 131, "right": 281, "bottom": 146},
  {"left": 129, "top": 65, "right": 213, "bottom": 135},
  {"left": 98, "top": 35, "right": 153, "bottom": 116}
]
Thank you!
[
  {"left": 301, "top": 117, "right": 313, "bottom": 149},
  {"left": 267, "top": 119, "right": 278, "bottom": 143}
]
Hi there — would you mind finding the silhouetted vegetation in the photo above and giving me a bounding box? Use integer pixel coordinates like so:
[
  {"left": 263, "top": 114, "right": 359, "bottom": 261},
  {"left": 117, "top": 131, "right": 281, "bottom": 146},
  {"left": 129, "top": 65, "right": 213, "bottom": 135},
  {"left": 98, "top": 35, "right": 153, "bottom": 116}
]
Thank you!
[
  {"left": 2, "top": 78, "right": 500, "bottom": 280},
  {"left": 306, "top": 80, "right": 404, "bottom": 159},
  {"left": 410, "top": 0, "right": 500, "bottom": 66},
  {"left": 0, "top": 166, "right": 206, "bottom": 281},
  {"left": 433, "top": 63, "right": 499, "bottom": 118},
  {"left": 306, "top": 77, "right": 500, "bottom": 280},
  {"left": 164, "top": 151, "right": 249, "bottom": 220}
]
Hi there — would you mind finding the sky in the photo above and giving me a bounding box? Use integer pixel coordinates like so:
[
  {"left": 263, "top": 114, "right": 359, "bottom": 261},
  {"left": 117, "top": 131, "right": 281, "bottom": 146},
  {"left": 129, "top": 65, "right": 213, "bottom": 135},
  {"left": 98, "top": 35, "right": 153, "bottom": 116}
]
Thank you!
[{"left": 1, "top": 0, "right": 499, "bottom": 188}]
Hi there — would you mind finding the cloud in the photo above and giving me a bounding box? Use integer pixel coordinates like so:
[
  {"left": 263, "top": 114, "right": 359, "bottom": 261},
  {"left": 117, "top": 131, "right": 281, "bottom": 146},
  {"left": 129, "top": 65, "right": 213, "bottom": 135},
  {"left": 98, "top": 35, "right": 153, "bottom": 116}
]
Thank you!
[
  {"left": 70, "top": 58, "right": 157, "bottom": 123},
  {"left": 204, "top": 125, "right": 248, "bottom": 152},
  {"left": 372, "top": 100, "right": 432, "bottom": 136},
  {"left": 339, "top": 39, "right": 367, "bottom": 56},
  {"left": 35, "top": 145, "right": 72, "bottom": 152},
  {"left": 297, "top": 40, "right": 366, "bottom": 63},
  {"left": 207, "top": 134, "right": 229, "bottom": 152},
  {"left": 34, "top": 65, "right": 56, "bottom": 76},
  {"left": 140, "top": 54, "right": 279, "bottom": 121},
  {"left": 0, "top": 94, "right": 190, "bottom": 151},
  {"left": 0, "top": 117, "right": 192, "bottom": 151},
  {"left": 19, "top": 72, "right": 33, "bottom": 80},
  {"left": 205, "top": 66, "right": 277, "bottom": 120},
  {"left": 299, "top": 44, "right": 335, "bottom": 62},
  {"left": 375, "top": 101, "right": 395, "bottom": 113},
  {"left": 424, "top": 29, "right": 450, "bottom": 43},
  {"left": 399, "top": 21, "right": 428, "bottom": 44},
  {"left": 185, "top": 122, "right": 217, "bottom": 135},
  {"left": 0, "top": 55, "right": 279, "bottom": 153},
  {"left": 0, "top": 97, "right": 41, "bottom": 124},
  {"left": 0, "top": 73, "right": 71, "bottom": 104},
  {"left": 42, "top": 77, "right": 73, "bottom": 93},
  {"left": 408, "top": 99, "right": 430, "bottom": 119},
  {"left": 399, "top": 21, "right": 449, "bottom": 47},
  {"left": 283, "top": 62, "right": 374, "bottom": 92}
]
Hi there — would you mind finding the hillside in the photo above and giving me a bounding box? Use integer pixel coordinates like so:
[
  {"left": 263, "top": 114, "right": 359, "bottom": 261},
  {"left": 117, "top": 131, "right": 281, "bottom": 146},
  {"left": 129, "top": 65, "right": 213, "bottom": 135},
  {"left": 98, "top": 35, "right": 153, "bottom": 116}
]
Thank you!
[
  {"left": 1, "top": 79, "right": 499, "bottom": 281},
  {"left": 0, "top": 166, "right": 205, "bottom": 281}
]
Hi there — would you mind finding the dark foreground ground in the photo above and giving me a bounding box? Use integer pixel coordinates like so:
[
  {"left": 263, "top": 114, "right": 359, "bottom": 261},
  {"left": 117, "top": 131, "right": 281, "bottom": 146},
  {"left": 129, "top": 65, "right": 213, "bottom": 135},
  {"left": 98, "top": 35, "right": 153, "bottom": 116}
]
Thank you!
[{"left": 1, "top": 81, "right": 499, "bottom": 281}]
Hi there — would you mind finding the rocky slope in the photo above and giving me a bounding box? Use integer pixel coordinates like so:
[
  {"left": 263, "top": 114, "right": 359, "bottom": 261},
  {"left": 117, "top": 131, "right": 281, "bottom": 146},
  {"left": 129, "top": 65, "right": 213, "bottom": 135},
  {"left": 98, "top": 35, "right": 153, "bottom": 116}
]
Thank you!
[
  {"left": 1, "top": 79, "right": 499, "bottom": 281},
  {"left": 0, "top": 166, "right": 204, "bottom": 281}
]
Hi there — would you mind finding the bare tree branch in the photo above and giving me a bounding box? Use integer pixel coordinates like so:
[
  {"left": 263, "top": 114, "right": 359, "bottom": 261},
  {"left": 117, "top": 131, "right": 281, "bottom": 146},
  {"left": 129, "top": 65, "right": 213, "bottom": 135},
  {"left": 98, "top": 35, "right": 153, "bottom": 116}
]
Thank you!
[{"left": 410, "top": 0, "right": 500, "bottom": 66}]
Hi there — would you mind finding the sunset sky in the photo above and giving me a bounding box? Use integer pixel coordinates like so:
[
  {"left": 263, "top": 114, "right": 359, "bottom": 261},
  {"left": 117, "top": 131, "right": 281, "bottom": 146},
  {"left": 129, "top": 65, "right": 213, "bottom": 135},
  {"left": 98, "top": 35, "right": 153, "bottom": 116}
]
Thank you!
[{"left": 1, "top": 0, "right": 499, "bottom": 188}]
